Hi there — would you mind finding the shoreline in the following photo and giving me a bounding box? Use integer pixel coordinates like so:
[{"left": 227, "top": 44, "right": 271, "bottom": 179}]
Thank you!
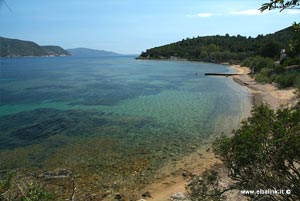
[
  {"left": 139, "top": 144, "right": 221, "bottom": 201},
  {"left": 230, "top": 64, "right": 298, "bottom": 110},
  {"left": 139, "top": 63, "right": 298, "bottom": 201},
  {"left": 0, "top": 54, "right": 70, "bottom": 58}
]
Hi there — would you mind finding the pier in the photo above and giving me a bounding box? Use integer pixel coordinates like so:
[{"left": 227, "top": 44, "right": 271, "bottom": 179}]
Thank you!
[{"left": 204, "top": 73, "right": 240, "bottom": 76}]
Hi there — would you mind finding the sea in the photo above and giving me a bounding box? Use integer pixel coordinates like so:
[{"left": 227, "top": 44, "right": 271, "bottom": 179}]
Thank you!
[{"left": 0, "top": 56, "right": 251, "bottom": 198}]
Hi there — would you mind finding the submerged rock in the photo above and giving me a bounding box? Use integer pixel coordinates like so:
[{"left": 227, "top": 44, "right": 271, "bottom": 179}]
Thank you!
[{"left": 38, "top": 169, "right": 72, "bottom": 179}]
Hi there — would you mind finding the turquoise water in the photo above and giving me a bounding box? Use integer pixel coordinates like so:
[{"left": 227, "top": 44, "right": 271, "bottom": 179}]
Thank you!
[{"left": 0, "top": 56, "right": 251, "bottom": 198}]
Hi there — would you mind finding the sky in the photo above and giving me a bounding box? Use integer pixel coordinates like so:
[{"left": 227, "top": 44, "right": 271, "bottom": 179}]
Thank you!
[{"left": 0, "top": 0, "right": 299, "bottom": 54}]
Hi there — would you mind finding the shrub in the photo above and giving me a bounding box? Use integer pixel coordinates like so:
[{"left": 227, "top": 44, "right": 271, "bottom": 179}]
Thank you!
[
  {"left": 282, "top": 57, "right": 300, "bottom": 67},
  {"left": 293, "top": 74, "right": 300, "bottom": 88},
  {"left": 212, "top": 104, "right": 300, "bottom": 201},
  {"left": 0, "top": 174, "right": 57, "bottom": 201},
  {"left": 255, "top": 68, "right": 275, "bottom": 83},
  {"left": 242, "top": 56, "right": 274, "bottom": 73},
  {"left": 275, "top": 71, "right": 299, "bottom": 88},
  {"left": 187, "top": 169, "right": 221, "bottom": 201}
]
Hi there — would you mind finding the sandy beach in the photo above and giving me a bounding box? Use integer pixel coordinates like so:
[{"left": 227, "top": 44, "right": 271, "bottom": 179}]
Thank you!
[
  {"left": 140, "top": 145, "right": 221, "bottom": 201},
  {"left": 139, "top": 64, "right": 298, "bottom": 201},
  {"left": 231, "top": 64, "right": 298, "bottom": 110}
]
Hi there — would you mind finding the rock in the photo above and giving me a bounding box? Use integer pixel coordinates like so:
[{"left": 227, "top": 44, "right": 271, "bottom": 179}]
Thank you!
[
  {"left": 170, "top": 192, "right": 189, "bottom": 201},
  {"left": 221, "top": 189, "right": 250, "bottom": 201},
  {"left": 142, "top": 191, "right": 152, "bottom": 198},
  {"left": 114, "top": 193, "right": 124, "bottom": 200},
  {"left": 38, "top": 169, "right": 72, "bottom": 179},
  {"left": 182, "top": 171, "right": 193, "bottom": 178}
]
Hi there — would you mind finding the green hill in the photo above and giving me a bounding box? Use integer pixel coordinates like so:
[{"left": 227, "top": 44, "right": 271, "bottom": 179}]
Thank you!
[
  {"left": 42, "top": 45, "right": 70, "bottom": 56},
  {"left": 0, "top": 37, "right": 70, "bottom": 57},
  {"left": 138, "top": 26, "right": 294, "bottom": 63}
]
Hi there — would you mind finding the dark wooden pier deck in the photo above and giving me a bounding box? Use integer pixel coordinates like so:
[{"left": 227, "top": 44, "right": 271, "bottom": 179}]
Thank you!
[{"left": 204, "top": 73, "right": 240, "bottom": 76}]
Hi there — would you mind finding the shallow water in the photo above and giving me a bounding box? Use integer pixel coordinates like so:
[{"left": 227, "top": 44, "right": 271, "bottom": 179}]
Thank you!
[{"left": 0, "top": 56, "right": 251, "bottom": 198}]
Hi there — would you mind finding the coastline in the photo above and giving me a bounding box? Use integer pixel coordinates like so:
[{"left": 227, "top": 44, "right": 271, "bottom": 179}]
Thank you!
[
  {"left": 139, "top": 63, "right": 298, "bottom": 201},
  {"left": 139, "top": 144, "right": 221, "bottom": 201},
  {"left": 231, "top": 64, "right": 298, "bottom": 110},
  {"left": 0, "top": 54, "right": 70, "bottom": 58}
]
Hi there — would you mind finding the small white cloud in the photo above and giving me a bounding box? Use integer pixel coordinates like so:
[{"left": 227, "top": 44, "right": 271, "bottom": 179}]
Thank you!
[
  {"left": 286, "top": 10, "right": 300, "bottom": 15},
  {"left": 229, "top": 9, "right": 264, "bottom": 16},
  {"left": 196, "top": 13, "right": 214, "bottom": 17}
]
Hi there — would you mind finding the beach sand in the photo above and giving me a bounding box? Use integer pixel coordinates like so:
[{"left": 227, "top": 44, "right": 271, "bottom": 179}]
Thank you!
[
  {"left": 140, "top": 145, "right": 221, "bottom": 200},
  {"left": 139, "top": 64, "right": 298, "bottom": 201},
  {"left": 231, "top": 64, "right": 298, "bottom": 110}
]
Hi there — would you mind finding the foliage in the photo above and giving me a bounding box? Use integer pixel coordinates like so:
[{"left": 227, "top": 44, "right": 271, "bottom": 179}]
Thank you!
[
  {"left": 289, "top": 22, "right": 300, "bottom": 57},
  {"left": 260, "top": 0, "right": 300, "bottom": 11},
  {"left": 282, "top": 57, "right": 300, "bottom": 67},
  {"left": 241, "top": 56, "right": 274, "bottom": 73},
  {"left": 0, "top": 37, "right": 69, "bottom": 57},
  {"left": 213, "top": 104, "right": 300, "bottom": 200},
  {"left": 260, "top": 1, "right": 300, "bottom": 56},
  {"left": 187, "top": 169, "right": 222, "bottom": 201},
  {"left": 0, "top": 173, "right": 57, "bottom": 201},
  {"left": 275, "top": 71, "right": 300, "bottom": 88},
  {"left": 254, "top": 67, "right": 276, "bottom": 83},
  {"left": 139, "top": 26, "right": 294, "bottom": 62},
  {"left": 259, "top": 41, "right": 281, "bottom": 58}
]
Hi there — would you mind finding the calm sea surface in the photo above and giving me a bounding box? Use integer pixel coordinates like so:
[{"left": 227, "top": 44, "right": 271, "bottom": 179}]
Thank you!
[{"left": 0, "top": 56, "right": 251, "bottom": 197}]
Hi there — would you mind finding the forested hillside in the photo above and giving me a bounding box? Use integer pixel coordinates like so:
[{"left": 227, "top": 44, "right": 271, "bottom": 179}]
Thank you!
[
  {"left": 0, "top": 37, "right": 70, "bottom": 57},
  {"left": 139, "top": 26, "right": 294, "bottom": 62},
  {"left": 139, "top": 26, "right": 300, "bottom": 88}
]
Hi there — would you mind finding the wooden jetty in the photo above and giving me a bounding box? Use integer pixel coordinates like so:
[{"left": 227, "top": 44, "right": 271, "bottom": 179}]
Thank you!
[{"left": 204, "top": 73, "right": 240, "bottom": 76}]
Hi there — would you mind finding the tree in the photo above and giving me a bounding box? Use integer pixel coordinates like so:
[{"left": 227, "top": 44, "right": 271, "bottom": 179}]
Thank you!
[
  {"left": 259, "top": 41, "right": 281, "bottom": 58},
  {"left": 289, "top": 22, "right": 300, "bottom": 56},
  {"left": 213, "top": 104, "right": 300, "bottom": 200},
  {"left": 0, "top": 0, "right": 12, "bottom": 12},
  {"left": 260, "top": 0, "right": 300, "bottom": 57},
  {"left": 260, "top": 0, "right": 300, "bottom": 11}
]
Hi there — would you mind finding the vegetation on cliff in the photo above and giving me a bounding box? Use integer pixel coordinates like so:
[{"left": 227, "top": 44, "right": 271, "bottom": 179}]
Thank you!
[
  {"left": 0, "top": 37, "right": 70, "bottom": 57},
  {"left": 139, "top": 26, "right": 293, "bottom": 62},
  {"left": 139, "top": 25, "right": 300, "bottom": 88}
]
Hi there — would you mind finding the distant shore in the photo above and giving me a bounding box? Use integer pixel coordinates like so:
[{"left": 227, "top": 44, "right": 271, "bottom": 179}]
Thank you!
[{"left": 0, "top": 54, "right": 70, "bottom": 58}]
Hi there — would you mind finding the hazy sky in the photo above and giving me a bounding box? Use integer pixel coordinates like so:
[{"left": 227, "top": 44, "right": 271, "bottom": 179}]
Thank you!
[{"left": 1, "top": 0, "right": 299, "bottom": 54}]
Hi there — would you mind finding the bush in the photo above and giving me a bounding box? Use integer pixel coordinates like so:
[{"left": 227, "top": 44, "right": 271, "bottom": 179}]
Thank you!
[
  {"left": 213, "top": 104, "right": 300, "bottom": 201},
  {"left": 294, "top": 74, "right": 300, "bottom": 88},
  {"left": 187, "top": 169, "right": 221, "bottom": 201},
  {"left": 275, "top": 71, "right": 299, "bottom": 88},
  {"left": 282, "top": 57, "right": 300, "bottom": 67},
  {"left": 0, "top": 174, "right": 57, "bottom": 201},
  {"left": 255, "top": 68, "right": 275, "bottom": 83},
  {"left": 242, "top": 56, "right": 274, "bottom": 73}
]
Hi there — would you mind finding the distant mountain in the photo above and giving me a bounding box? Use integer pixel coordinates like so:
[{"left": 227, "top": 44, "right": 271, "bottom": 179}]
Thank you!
[
  {"left": 67, "top": 48, "right": 121, "bottom": 57},
  {"left": 0, "top": 37, "right": 70, "bottom": 57}
]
